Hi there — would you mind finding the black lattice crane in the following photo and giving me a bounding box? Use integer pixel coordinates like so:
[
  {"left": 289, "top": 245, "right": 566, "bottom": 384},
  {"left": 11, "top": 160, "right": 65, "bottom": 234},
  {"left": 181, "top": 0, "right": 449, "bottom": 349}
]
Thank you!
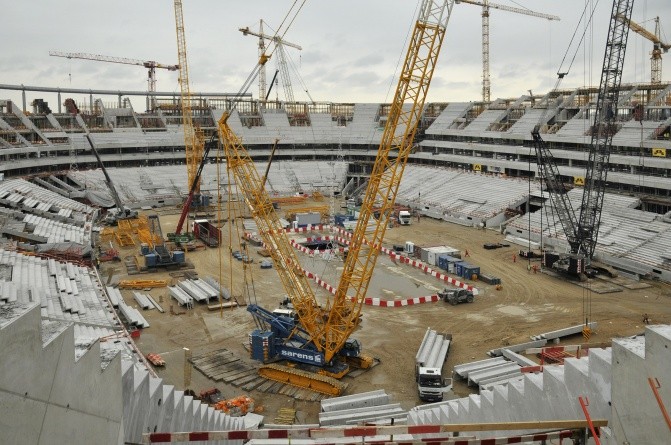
[{"left": 532, "top": 0, "right": 635, "bottom": 277}]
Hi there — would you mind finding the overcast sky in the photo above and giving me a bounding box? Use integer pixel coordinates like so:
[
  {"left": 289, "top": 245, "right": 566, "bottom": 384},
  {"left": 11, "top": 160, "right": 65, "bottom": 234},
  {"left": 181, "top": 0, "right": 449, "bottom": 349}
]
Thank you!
[{"left": 2, "top": 0, "right": 669, "bottom": 111}]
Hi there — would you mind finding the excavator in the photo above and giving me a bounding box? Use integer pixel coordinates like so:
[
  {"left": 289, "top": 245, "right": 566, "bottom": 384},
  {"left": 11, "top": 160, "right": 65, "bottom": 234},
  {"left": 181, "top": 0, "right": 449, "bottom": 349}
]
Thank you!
[{"left": 219, "top": 0, "right": 455, "bottom": 396}]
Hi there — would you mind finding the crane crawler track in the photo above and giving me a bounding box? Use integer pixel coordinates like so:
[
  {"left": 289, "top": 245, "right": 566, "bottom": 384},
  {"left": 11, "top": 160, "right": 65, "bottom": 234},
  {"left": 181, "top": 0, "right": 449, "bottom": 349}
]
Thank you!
[{"left": 259, "top": 364, "right": 346, "bottom": 396}]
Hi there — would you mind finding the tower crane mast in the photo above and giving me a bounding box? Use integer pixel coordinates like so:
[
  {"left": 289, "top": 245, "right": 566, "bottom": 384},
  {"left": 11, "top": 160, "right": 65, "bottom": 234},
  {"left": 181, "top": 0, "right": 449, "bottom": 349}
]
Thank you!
[
  {"left": 615, "top": 15, "right": 670, "bottom": 84},
  {"left": 454, "top": 0, "right": 560, "bottom": 103},
  {"left": 220, "top": 0, "right": 455, "bottom": 395},
  {"left": 173, "top": 0, "right": 205, "bottom": 236}
]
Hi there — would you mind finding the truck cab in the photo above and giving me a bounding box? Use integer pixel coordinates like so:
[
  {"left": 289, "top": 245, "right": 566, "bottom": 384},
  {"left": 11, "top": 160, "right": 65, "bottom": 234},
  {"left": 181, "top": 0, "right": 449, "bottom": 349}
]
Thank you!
[
  {"left": 398, "top": 210, "right": 412, "bottom": 225},
  {"left": 417, "top": 366, "right": 452, "bottom": 402}
]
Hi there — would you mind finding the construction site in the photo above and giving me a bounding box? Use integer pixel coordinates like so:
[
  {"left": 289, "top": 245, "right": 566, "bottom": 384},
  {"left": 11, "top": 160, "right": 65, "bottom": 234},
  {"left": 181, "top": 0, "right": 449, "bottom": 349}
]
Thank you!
[{"left": 1, "top": 1, "right": 671, "bottom": 444}]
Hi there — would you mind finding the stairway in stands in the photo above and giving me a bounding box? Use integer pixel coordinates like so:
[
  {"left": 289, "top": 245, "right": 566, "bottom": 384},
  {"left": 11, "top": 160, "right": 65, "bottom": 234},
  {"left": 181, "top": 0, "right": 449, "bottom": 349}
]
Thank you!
[
  {"left": 0, "top": 302, "right": 245, "bottom": 444},
  {"left": 408, "top": 326, "right": 671, "bottom": 443}
]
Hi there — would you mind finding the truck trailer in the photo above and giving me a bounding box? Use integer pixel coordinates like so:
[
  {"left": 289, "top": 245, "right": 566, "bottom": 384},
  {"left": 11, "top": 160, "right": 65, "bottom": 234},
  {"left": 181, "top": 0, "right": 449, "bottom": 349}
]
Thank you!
[{"left": 415, "top": 328, "right": 452, "bottom": 402}]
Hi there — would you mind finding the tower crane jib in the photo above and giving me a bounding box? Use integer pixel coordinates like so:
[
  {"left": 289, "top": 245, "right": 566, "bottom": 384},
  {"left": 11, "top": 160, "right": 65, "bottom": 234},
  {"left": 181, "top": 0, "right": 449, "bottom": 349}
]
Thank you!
[
  {"left": 49, "top": 51, "right": 178, "bottom": 110},
  {"left": 615, "top": 15, "right": 670, "bottom": 84}
]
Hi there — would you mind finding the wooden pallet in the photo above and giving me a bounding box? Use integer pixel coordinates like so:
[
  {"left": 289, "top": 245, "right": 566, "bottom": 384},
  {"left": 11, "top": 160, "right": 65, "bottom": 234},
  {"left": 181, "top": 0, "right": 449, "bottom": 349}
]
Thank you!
[
  {"left": 274, "top": 408, "right": 296, "bottom": 425},
  {"left": 189, "top": 348, "right": 335, "bottom": 401}
]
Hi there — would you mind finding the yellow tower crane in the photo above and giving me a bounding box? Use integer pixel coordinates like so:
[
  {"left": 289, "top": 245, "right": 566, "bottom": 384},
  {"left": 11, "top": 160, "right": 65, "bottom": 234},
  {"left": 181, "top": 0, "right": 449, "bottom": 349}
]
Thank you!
[
  {"left": 454, "top": 0, "right": 560, "bottom": 103},
  {"left": 173, "top": 0, "right": 205, "bottom": 200},
  {"left": 219, "top": 0, "right": 456, "bottom": 395},
  {"left": 616, "top": 15, "right": 670, "bottom": 84}
]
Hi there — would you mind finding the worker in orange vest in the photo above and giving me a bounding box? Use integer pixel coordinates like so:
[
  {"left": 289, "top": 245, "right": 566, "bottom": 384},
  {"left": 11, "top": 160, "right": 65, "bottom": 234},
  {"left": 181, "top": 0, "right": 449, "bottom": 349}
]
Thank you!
[{"left": 513, "top": 253, "right": 517, "bottom": 263}]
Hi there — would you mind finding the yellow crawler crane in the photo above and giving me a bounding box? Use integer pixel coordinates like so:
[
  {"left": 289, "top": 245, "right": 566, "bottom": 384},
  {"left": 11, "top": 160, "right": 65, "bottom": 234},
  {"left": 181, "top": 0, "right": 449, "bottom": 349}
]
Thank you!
[
  {"left": 220, "top": 0, "right": 454, "bottom": 395},
  {"left": 173, "top": 0, "right": 205, "bottom": 197}
]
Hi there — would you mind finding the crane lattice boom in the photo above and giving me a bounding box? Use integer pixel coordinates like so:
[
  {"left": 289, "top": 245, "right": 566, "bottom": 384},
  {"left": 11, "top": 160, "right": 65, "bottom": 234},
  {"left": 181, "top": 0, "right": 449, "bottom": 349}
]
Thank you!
[
  {"left": 579, "top": 0, "right": 634, "bottom": 259},
  {"left": 173, "top": 0, "right": 205, "bottom": 211},
  {"left": 325, "top": 0, "right": 454, "bottom": 361},
  {"left": 533, "top": 0, "right": 634, "bottom": 272}
]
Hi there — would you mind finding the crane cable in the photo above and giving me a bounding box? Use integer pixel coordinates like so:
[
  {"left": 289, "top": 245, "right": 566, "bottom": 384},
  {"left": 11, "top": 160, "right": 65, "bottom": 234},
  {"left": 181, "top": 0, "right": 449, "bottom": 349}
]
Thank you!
[{"left": 532, "top": 1, "right": 603, "bottom": 332}]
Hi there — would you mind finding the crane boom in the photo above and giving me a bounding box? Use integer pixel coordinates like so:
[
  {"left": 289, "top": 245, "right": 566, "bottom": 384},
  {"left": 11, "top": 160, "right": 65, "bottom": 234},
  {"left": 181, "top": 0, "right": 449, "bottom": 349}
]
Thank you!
[
  {"left": 455, "top": 0, "right": 559, "bottom": 21},
  {"left": 49, "top": 51, "right": 179, "bottom": 70},
  {"left": 174, "top": 0, "right": 205, "bottom": 202},
  {"left": 218, "top": 115, "right": 326, "bottom": 338},
  {"left": 578, "top": 0, "right": 634, "bottom": 260},
  {"left": 324, "top": 0, "right": 454, "bottom": 362}
]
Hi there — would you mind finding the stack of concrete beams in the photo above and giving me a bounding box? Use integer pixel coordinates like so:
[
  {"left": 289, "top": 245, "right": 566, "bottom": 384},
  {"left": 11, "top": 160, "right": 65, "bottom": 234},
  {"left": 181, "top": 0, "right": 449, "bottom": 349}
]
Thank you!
[
  {"left": 319, "top": 390, "right": 407, "bottom": 426},
  {"left": 453, "top": 347, "right": 540, "bottom": 391},
  {"left": 132, "top": 291, "right": 154, "bottom": 310},
  {"left": 530, "top": 322, "right": 597, "bottom": 341},
  {"left": 117, "top": 296, "right": 149, "bottom": 328},
  {"left": 416, "top": 328, "right": 451, "bottom": 369},
  {"left": 203, "top": 276, "right": 231, "bottom": 300},
  {"left": 168, "top": 285, "right": 194, "bottom": 308},
  {"left": 177, "top": 279, "right": 210, "bottom": 303},
  {"left": 190, "top": 278, "right": 219, "bottom": 299}
]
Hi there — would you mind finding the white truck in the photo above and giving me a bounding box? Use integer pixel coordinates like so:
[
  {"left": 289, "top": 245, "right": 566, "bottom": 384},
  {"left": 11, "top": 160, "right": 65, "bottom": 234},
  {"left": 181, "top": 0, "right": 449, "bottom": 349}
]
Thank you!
[
  {"left": 415, "top": 328, "right": 452, "bottom": 402},
  {"left": 398, "top": 210, "right": 412, "bottom": 225}
]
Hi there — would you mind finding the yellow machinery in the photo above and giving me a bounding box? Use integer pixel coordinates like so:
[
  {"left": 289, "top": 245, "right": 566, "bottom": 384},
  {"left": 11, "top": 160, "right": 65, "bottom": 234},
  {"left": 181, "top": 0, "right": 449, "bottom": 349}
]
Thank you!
[
  {"left": 220, "top": 0, "right": 455, "bottom": 395},
  {"left": 616, "top": 14, "right": 670, "bottom": 84},
  {"left": 173, "top": 0, "right": 205, "bottom": 195}
]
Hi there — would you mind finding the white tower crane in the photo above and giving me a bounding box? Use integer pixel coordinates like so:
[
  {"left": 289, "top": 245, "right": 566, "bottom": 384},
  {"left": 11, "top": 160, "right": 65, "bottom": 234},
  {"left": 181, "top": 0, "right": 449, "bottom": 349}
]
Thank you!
[
  {"left": 49, "top": 51, "right": 179, "bottom": 110},
  {"left": 239, "top": 22, "right": 303, "bottom": 103},
  {"left": 454, "top": 0, "right": 560, "bottom": 103}
]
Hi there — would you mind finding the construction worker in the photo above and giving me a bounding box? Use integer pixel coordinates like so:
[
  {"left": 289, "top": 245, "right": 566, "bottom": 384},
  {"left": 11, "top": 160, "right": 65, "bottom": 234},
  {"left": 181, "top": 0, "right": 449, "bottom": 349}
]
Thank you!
[
  {"left": 512, "top": 253, "right": 517, "bottom": 263},
  {"left": 464, "top": 249, "right": 470, "bottom": 257},
  {"left": 532, "top": 264, "right": 539, "bottom": 274},
  {"left": 643, "top": 313, "right": 651, "bottom": 324}
]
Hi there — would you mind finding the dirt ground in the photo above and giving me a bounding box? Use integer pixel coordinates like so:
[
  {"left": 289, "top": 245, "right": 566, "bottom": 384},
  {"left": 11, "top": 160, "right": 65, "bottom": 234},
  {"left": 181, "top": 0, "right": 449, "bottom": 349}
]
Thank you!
[{"left": 100, "top": 200, "right": 671, "bottom": 426}]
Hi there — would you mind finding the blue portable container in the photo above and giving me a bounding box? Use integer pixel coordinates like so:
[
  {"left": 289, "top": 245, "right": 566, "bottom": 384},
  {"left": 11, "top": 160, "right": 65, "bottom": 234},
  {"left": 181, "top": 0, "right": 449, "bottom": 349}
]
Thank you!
[
  {"left": 172, "top": 251, "right": 185, "bottom": 264},
  {"left": 455, "top": 261, "right": 467, "bottom": 277},
  {"left": 463, "top": 265, "right": 481, "bottom": 279},
  {"left": 438, "top": 254, "right": 450, "bottom": 271},
  {"left": 145, "top": 253, "right": 157, "bottom": 267}
]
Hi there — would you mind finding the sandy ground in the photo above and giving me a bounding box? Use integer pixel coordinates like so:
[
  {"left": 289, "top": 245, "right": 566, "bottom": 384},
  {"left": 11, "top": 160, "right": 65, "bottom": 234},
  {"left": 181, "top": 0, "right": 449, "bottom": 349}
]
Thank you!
[{"left": 100, "top": 201, "right": 671, "bottom": 426}]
